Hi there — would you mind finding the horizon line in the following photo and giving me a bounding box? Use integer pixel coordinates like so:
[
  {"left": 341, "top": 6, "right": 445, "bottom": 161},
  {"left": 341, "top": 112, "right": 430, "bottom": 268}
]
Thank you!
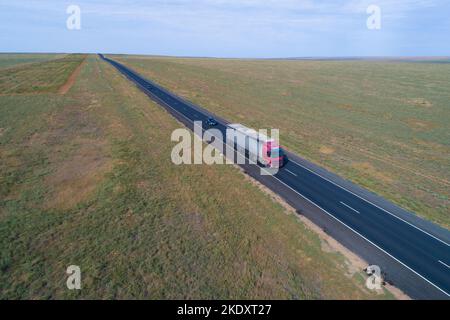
[{"left": 1, "top": 51, "right": 450, "bottom": 61}]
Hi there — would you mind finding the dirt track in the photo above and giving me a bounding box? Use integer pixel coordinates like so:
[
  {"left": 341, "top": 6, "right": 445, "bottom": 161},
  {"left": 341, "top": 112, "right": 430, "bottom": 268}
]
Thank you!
[{"left": 58, "top": 57, "right": 86, "bottom": 95}]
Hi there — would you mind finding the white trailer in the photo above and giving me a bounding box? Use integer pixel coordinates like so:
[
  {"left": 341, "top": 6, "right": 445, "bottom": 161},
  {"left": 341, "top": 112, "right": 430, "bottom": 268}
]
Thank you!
[{"left": 226, "top": 123, "right": 285, "bottom": 168}]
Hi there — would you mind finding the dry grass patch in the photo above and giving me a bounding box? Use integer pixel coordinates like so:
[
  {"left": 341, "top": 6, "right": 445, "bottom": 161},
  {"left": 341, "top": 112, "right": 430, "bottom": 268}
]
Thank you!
[
  {"left": 405, "top": 98, "right": 433, "bottom": 108},
  {"left": 0, "top": 127, "right": 8, "bottom": 137},
  {"left": 44, "top": 138, "right": 112, "bottom": 210},
  {"left": 319, "top": 145, "right": 335, "bottom": 155},
  {"left": 352, "top": 162, "right": 394, "bottom": 184},
  {"left": 405, "top": 118, "right": 438, "bottom": 131}
]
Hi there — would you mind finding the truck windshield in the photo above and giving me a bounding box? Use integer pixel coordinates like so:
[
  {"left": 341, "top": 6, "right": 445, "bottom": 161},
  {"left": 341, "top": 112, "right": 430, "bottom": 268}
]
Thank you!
[{"left": 269, "top": 148, "right": 283, "bottom": 158}]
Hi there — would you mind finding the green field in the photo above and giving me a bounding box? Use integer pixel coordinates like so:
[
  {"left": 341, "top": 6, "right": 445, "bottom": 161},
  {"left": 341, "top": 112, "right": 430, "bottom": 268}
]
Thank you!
[
  {"left": 111, "top": 55, "right": 450, "bottom": 229},
  {"left": 0, "top": 55, "right": 392, "bottom": 299},
  {"left": 0, "top": 53, "right": 67, "bottom": 69},
  {"left": 0, "top": 54, "right": 85, "bottom": 95}
]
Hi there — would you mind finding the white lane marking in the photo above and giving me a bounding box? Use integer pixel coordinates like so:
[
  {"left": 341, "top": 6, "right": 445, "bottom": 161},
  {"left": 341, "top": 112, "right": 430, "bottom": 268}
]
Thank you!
[
  {"left": 439, "top": 260, "right": 450, "bottom": 270},
  {"left": 110, "top": 60, "right": 450, "bottom": 297},
  {"left": 285, "top": 169, "right": 298, "bottom": 177},
  {"left": 340, "top": 201, "right": 360, "bottom": 214},
  {"left": 289, "top": 159, "right": 450, "bottom": 247}
]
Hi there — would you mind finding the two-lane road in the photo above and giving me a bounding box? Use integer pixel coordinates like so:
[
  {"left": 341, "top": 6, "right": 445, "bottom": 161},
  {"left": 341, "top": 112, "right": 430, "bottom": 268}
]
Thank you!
[
  {"left": 100, "top": 54, "right": 450, "bottom": 299},
  {"left": 276, "top": 159, "right": 450, "bottom": 294}
]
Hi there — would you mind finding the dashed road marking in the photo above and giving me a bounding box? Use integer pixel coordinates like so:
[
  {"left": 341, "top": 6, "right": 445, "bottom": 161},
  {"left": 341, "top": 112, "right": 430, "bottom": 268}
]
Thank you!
[
  {"left": 439, "top": 260, "right": 450, "bottom": 270},
  {"left": 285, "top": 169, "right": 298, "bottom": 177},
  {"left": 340, "top": 201, "right": 360, "bottom": 214}
]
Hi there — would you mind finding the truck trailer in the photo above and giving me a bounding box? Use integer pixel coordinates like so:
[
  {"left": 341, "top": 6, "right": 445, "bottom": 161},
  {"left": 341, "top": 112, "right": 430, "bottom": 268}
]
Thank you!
[{"left": 227, "top": 123, "right": 285, "bottom": 168}]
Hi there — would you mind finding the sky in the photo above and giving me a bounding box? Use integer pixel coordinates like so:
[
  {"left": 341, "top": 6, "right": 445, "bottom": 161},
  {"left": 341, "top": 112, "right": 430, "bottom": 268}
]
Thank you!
[{"left": 0, "top": 0, "right": 449, "bottom": 58}]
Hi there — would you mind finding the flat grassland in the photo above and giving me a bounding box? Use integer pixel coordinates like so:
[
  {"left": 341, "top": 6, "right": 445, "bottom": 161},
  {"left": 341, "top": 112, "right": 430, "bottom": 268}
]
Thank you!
[
  {"left": 0, "top": 54, "right": 85, "bottom": 94},
  {"left": 0, "top": 55, "right": 392, "bottom": 299},
  {"left": 112, "top": 55, "right": 450, "bottom": 229},
  {"left": 0, "top": 53, "right": 67, "bottom": 69}
]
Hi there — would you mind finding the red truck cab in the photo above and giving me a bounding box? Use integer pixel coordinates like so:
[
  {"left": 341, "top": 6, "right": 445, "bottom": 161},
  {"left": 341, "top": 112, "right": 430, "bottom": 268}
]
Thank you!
[{"left": 263, "top": 142, "right": 285, "bottom": 168}]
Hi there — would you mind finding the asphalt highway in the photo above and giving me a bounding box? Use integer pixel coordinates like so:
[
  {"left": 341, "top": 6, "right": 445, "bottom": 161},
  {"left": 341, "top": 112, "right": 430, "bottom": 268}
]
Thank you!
[{"left": 99, "top": 54, "right": 450, "bottom": 299}]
